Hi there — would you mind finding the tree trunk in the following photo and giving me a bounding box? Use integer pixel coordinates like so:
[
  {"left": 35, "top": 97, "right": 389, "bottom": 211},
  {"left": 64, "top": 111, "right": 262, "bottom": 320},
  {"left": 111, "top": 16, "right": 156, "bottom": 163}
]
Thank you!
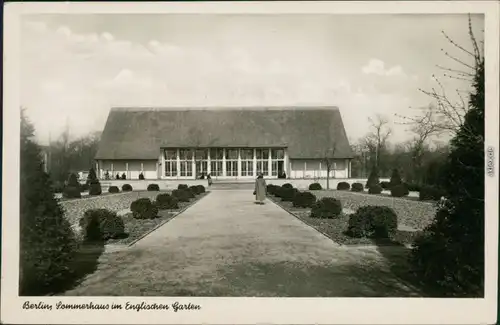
[{"left": 326, "top": 167, "right": 330, "bottom": 190}]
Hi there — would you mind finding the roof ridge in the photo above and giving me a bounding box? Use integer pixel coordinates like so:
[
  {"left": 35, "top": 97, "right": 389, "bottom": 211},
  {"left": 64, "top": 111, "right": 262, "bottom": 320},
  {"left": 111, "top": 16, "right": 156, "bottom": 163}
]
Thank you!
[{"left": 110, "top": 106, "right": 339, "bottom": 112}]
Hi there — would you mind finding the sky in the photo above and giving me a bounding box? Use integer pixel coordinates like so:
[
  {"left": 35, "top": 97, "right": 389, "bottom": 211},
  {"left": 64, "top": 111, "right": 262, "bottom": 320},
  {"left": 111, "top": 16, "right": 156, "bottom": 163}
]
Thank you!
[{"left": 20, "top": 14, "right": 484, "bottom": 145}]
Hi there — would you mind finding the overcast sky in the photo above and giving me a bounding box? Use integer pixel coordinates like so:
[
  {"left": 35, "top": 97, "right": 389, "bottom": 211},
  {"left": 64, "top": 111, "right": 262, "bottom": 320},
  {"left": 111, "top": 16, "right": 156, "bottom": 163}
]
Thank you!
[{"left": 20, "top": 14, "right": 484, "bottom": 145}]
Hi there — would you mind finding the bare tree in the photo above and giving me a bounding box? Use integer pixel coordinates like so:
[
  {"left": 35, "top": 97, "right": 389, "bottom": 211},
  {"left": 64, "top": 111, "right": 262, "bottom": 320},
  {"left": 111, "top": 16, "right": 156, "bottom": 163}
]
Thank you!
[
  {"left": 363, "top": 114, "right": 392, "bottom": 173},
  {"left": 397, "top": 15, "right": 484, "bottom": 139},
  {"left": 322, "top": 137, "right": 338, "bottom": 190}
]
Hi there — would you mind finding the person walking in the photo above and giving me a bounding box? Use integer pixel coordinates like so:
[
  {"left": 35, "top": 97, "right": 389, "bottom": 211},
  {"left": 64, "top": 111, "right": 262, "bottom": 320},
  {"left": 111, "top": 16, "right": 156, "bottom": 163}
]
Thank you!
[
  {"left": 254, "top": 173, "right": 267, "bottom": 204},
  {"left": 207, "top": 174, "right": 213, "bottom": 187}
]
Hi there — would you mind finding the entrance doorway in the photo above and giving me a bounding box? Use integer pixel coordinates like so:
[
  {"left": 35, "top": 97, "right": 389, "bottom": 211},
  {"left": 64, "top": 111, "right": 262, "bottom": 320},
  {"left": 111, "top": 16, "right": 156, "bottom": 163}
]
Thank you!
[{"left": 277, "top": 161, "right": 284, "bottom": 177}]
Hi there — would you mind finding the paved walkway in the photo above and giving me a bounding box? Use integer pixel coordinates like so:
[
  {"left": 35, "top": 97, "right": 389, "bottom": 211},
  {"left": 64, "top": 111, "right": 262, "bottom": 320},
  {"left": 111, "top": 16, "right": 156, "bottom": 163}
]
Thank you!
[{"left": 63, "top": 191, "right": 421, "bottom": 297}]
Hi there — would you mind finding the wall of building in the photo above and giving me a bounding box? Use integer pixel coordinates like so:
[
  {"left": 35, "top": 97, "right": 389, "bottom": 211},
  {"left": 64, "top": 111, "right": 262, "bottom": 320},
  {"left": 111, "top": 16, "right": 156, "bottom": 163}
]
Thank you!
[
  {"left": 98, "top": 160, "right": 158, "bottom": 180},
  {"left": 289, "top": 159, "right": 350, "bottom": 179}
]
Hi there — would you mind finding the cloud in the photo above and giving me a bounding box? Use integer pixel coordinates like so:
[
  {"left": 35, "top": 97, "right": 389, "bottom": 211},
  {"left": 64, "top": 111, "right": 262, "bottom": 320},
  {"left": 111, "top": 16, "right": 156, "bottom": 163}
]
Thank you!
[{"left": 362, "top": 59, "right": 405, "bottom": 77}]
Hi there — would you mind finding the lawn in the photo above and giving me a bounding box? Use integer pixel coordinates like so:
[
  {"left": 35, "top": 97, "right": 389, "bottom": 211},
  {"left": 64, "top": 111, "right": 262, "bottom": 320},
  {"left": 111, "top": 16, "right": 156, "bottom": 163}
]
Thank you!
[{"left": 267, "top": 190, "right": 431, "bottom": 247}]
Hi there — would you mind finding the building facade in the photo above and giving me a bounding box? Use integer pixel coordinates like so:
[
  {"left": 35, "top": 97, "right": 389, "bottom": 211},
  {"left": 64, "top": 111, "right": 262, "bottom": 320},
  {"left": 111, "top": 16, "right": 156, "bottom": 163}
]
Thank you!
[{"left": 95, "top": 107, "right": 354, "bottom": 180}]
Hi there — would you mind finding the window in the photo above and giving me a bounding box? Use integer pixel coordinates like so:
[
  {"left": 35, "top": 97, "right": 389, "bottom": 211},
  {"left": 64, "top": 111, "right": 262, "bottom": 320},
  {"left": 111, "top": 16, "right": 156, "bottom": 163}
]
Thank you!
[
  {"left": 179, "top": 149, "right": 193, "bottom": 177},
  {"left": 256, "top": 149, "right": 270, "bottom": 176},
  {"left": 164, "top": 149, "right": 178, "bottom": 177},
  {"left": 271, "top": 149, "right": 284, "bottom": 160},
  {"left": 271, "top": 161, "right": 278, "bottom": 176},
  {"left": 241, "top": 161, "right": 253, "bottom": 176},
  {"left": 209, "top": 149, "right": 223, "bottom": 176},
  {"left": 226, "top": 149, "right": 238, "bottom": 160},
  {"left": 226, "top": 161, "right": 238, "bottom": 176}
]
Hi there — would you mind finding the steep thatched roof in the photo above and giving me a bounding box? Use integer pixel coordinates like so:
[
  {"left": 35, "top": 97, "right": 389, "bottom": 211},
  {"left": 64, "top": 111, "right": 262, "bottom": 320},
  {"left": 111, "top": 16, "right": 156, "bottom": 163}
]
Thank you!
[{"left": 95, "top": 106, "right": 353, "bottom": 160}]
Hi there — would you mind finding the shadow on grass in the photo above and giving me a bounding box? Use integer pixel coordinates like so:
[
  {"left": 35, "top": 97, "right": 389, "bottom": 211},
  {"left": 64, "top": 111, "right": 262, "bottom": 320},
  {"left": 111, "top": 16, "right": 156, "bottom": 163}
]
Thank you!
[
  {"left": 50, "top": 239, "right": 106, "bottom": 295},
  {"left": 178, "top": 260, "right": 425, "bottom": 297}
]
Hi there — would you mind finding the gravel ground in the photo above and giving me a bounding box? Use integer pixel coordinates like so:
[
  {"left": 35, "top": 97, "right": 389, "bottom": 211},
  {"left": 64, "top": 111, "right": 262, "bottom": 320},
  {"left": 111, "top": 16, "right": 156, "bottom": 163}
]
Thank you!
[
  {"left": 311, "top": 190, "right": 437, "bottom": 230},
  {"left": 59, "top": 191, "right": 172, "bottom": 233}
]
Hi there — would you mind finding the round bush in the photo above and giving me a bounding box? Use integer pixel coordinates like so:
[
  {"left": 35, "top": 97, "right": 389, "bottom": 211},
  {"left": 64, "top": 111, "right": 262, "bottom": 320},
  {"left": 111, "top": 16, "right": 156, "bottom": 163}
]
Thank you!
[
  {"left": 282, "top": 183, "right": 294, "bottom": 189},
  {"left": 310, "top": 197, "right": 342, "bottom": 219},
  {"left": 267, "top": 184, "right": 279, "bottom": 195},
  {"left": 79, "top": 208, "right": 125, "bottom": 241},
  {"left": 280, "top": 187, "right": 298, "bottom": 202},
  {"left": 130, "top": 198, "right": 158, "bottom": 219},
  {"left": 172, "top": 189, "right": 190, "bottom": 202},
  {"left": 108, "top": 186, "right": 120, "bottom": 194},
  {"left": 368, "top": 184, "right": 383, "bottom": 194},
  {"left": 189, "top": 185, "right": 201, "bottom": 195},
  {"left": 122, "top": 183, "right": 133, "bottom": 192},
  {"left": 178, "top": 184, "right": 189, "bottom": 190},
  {"left": 292, "top": 191, "right": 317, "bottom": 208},
  {"left": 147, "top": 183, "right": 160, "bottom": 191},
  {"left": 351, "top": 183, "right": 364, "bottom": 192},
  {"left": 380, "top": 181, "right": 391, "bottom": 190},
  {"left": 89, "top": 182, "right": 102, "bottom": 196},
  {"left": 406, "top": 183, "right": 422, "bottom": 192},
  {"left": 390, "top": 184, "right": 409, "bottom": 197},
  {"left": 346, "top": 205, "right": 398, "bottom": 239},
  {"left": 195, "top": 185, "right": 206, "bottom": 193},
  {"left": 337, "top": 182, "right": 350, "bottom": 191},
  {"left": 156, "top": 193, "right": 179, "bottom": 209},
  {"left": 62, "top": 186, "right": 81, "bottom": 199},
  {"left": 308, "top": 183, "right": 322, "bottom": 190}
]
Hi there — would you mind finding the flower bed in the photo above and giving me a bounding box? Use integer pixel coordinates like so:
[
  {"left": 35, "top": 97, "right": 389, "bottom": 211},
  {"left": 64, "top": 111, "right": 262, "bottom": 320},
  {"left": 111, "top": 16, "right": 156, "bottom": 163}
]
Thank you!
[
  {"left": 268, "top": 193, "right": 424, "bottom": 246},
  {"left": 105, "top": 192, "right": 209, "bottom": 246}
]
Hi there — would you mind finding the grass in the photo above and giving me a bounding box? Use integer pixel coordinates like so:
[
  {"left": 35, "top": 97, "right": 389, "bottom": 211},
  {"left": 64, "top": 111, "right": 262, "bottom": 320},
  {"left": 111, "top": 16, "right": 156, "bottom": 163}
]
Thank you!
[{"left": 268, "top": 194, "right": 423, "bottom": 247}]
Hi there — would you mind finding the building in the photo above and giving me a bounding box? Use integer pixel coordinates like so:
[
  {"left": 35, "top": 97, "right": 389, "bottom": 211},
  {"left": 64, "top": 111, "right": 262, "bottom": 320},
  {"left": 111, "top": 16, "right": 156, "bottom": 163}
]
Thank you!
[{"left": 95, "top": 107, "right": 354, "bottom": 180}]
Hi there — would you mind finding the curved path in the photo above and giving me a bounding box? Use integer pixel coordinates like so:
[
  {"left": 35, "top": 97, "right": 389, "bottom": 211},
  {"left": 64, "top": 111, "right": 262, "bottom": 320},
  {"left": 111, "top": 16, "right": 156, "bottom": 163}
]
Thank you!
[{"left": 63, "top": 190, "right": 420, "bottom": 297}]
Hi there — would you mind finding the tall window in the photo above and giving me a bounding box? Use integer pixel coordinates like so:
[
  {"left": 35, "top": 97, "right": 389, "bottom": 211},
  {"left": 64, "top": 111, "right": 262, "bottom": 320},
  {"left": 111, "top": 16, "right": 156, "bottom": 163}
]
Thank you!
[
  {"left": 179, "top": 149, "right": 193, "bottom": 177},
  {"left": 226, "top": 149, "right": 238, "bottom": 176},
  {"left": 271, "top": 149, "right": 284, "bottom": 176},
  {"left": 240, "top": 149, "right": 254, "bottom": 176},
  {"left": 164, "top": 149, "right": 178, "bottom": 177},
  {"left": 256, "top": 149, "right": 269, "bottom": 176},
  {"left": 195, "top": 149, "right": 208, "bottom": 177},
  {"left": 210, "top": 148, "right": 223, "bottom": 176}
]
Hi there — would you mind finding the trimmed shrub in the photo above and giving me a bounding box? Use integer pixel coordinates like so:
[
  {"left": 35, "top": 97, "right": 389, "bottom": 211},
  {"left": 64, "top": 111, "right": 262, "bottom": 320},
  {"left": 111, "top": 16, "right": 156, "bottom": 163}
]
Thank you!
[
  {"left": 308, "top": 183, "right": 322, "bottom": 190},
  {"left": 337, "top": 182, "right": 350, "bottom": 191},
  {"left": 156, "top": 193, "right": 179, "bottom": 210},
  {"left": 419, "top": 185, "right": 445, "bottom": 201},
  {"left": 63, "top": 186, "right": 81, "bottom": 199},
  {"left": 130, "top": 198, "right": 158, "bottom": 219},
  {"left": 63, "top": 173, "right": 81, "bottom": 199},
  {"left": 122, "top": 183, "right": 133, "bottom": 192},
  {"left": 389, "top": 168, "right": 403, "bottom": 188},
  {"left": 346, "top": 205, "right": 398, "bottom": 239},
  {"left": 195, "top": 185, "right": 206, "bottom": 194},
  {"left": 292, "top": 191, "right": 316, "bottom": 208},
  {"left": 351, "top": 182, "right": 364, "bottom": 192},
  {"left": 267, "top": 184, "right": 280, "bottom": 195},
  {"left": 52, "top": 181, "right": 64, "bottom": 193},
  {"left": 406, "top": 183, "right": 421, "bottom": 192},
  {"left": 280, "top": 187, "right": 298, "bottom": 202},
  {"left": 310, "top": 197, "right": 342, "bottom": 219},
  {"left": 79, "top": 208, "right": 125, "bottom": 241},
  {"left": 390, "top": 184, "right": 409, "bottom": 197},
  {"left": 380, "top": 181, "right": 391, "bottom": 190},
  {"left": 147, "top": 183, "right": 160, "bottom": 191},
  {"left": 282, "top": 183, "right": 294, "bottom": 189},
  {"left": 89, "top": 182, "right": 102, "bottom": 196},
  {"left": 172, "top": 189, "right": 190, "bottom": 202},
  {"left": 108, "top": 186, "right": 120, "bottom": 194},
  {"left": 20, "top": 111, "right": 77, "bottom": 295},
  {"left": 368, "top": 184, "right": 383, "bottom": 194},
  {"left": 366, "top": 167, "right": 380, "bottom": 189},
  {"left": 189, "top": 185, "right": 202, "bottom": 195},
  {"left": 80, "top": 183, "right": 90, "bottom": 192},
  {"left": 178, "top": 184, "right": 189, "bottom": 190}
]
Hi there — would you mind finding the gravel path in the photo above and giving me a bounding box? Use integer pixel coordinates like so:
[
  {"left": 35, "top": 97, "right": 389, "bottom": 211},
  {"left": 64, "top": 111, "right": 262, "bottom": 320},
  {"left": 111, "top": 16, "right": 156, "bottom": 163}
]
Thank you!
[{"left": 63, "top": 190, "right": 421, "bottom": 297}]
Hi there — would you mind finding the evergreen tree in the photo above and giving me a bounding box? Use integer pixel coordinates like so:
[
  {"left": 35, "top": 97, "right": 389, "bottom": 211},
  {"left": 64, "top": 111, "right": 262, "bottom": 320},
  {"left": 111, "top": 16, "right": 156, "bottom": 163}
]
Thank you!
[
  {"left": 20, "top": 108, "right": 77, "bottom": 295},
  {"left": 365, "top": 165, "right": 380, "bottom": 189},
  {"left": 87, "top": 167, "right": 102, "bottom": 195},
  {"left": 389, "top": 168, "right": 403, "bottom": 187},
  {"left": 410, "top": 60, "right": 484, "bottom": 296}
]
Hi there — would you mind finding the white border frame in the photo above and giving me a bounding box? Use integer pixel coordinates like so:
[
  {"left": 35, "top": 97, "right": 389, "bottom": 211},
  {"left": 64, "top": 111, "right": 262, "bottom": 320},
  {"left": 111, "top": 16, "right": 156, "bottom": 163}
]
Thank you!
[{"left": 2, "top": 2, "right": 499, "bottom": 324}]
